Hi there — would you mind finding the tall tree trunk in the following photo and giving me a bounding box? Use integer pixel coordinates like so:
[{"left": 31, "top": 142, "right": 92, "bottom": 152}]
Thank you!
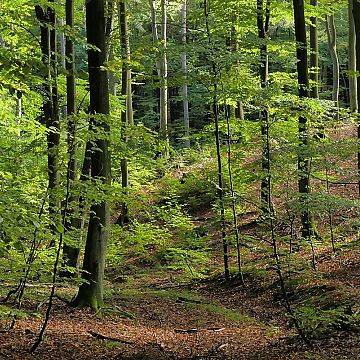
[
  {"left": 49, "top": 4, "right": 61, "bottom": 240},
  {"left": 160, "top": 0, "right": 169, "bottom": 156},
  {"left": 118, "top": 0, "right": 133, "bottom": 125},
  {"left": 326, "top": 14, "right": 340, "bottom": 112},
  {"left": 204, "top": 0, "right": 230, "bottom": 281},
  {"left": 117, "top": 0, "right": 132, "bottom": 226},
  {"left": 73, "top": 0, "right": 111, "bottom": 310},
  {"left": 181, "top": 0, "right": 190, "bottom": 148},
  {"left": 62, "top": 0, "right": 80, "bottom": 274},
  {"left": 257, "top": 0, "right": 272, "bottom": 215},
  {"left": 16, "top": 91, "right": 22, "bottom": 119},
  {"left": 293, "top": 0, "right": 315, "bottom": 239},
  {"left": 349, "top": 0, "right": 357, "bottom": 112},
  {"left": 35, "top": 4, "right": 61, "bottom": 240},
  {"left": 59, "top": 18, "right": 67, "bottom": 118},
  {"left": 309, "top": 0, "right": 319, "bottom": 99},
  {"left": 149, "top": 0, "right": 168, "bottom": 155},
  {"left": 58, "top": 18, "right": 66, "bottom": 70},
  {"left": 230, "top": 17, "right": 245, "bottom": 120},
  {"left": 353, "top": 0, "right": 360, "bottom": 194}
]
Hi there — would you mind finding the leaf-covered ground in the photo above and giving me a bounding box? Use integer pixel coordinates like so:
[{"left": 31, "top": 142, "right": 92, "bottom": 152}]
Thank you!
[{"left": 0, "top": 245, "right": 359, "bottom": 360}]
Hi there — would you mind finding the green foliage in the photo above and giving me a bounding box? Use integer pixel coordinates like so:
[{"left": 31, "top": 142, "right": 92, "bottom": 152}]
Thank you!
[{"left": 294, "top": 304, "right": 360, "bottom": 339}]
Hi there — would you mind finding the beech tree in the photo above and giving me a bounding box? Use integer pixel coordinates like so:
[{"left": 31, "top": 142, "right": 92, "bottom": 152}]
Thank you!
[
  {"left": 35, "top": 2, "right": 60, "bottom": 239},
  {"left": 353, "top": 0, "right": 360, "bottom": 194},
  {"left": 292, "top": 0, "right": 315, "bottom": 239},
  {"left": 348, "top": 0, "right": 357, "bottom": 111},
  {"left": 73, "top": 0, "right": 111, "bottom": 310},
  {"left": 117, "top": 0, "right": 132, "bottom": 225},
  {"left": 62, "top": 0, "right": 79, "bottom": 275},
  {"left": 325, "top": 14, "right": 340, "bottom": 113},
  {"left": 309, "top": 0, "right": 319, "bottom": 99},
  {"left": 257, "top": 0, "right": 271, "bottom": 214},
  {"left": 181, "top": 0, "right": 190, "bottom": 148}
]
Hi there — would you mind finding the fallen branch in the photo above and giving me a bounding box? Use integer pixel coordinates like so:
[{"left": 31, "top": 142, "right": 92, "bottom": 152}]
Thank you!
[
  {"left": 174, "top": 328, "right": 198, "bottom": 334},
  {"left": 176, "top": 296, "right": 202, "bottom": 304},
  {"left": 88, "top": 330, "right": 133, "bottom": 345},
  {"left": 174, "top": 327, "right": 225, "bottom": 334}
]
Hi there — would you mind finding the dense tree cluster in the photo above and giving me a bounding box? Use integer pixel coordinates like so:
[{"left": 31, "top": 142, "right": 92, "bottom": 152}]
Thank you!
[{"left": 0, "top": 0, "right": 359, "bottom": 354}]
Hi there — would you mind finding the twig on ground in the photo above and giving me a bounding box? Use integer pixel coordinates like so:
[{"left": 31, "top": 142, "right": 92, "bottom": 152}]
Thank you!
[{"left": 88, "top": 330, "right": 134, "bottom": 345}]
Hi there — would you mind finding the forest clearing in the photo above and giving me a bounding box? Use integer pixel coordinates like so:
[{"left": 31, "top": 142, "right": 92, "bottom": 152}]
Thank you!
[{"left": 0, "top": 0, "right": 360, "bottom": 359}]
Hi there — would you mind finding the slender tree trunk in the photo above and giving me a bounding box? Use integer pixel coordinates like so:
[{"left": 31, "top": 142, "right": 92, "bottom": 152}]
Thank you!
[
  {"left": 73, "top": 0, "right": 111, "bottom": 310},
  {"left": 62, "top": 0, "right": 80, "bottom": 274},
  {"left": 58, "top": 18, "right": 66, "bottom": 70},
  {"left": 125, "top": 4, "right": 133, "bottom": 127},
  {"left": 59, "top": 18, "right": 67, "bottom": 118},
  {"left": 349, "top": 0, "right": 357, "bottom": 112},
  {"left": 293, "top": 0, "right": 315, "bottom": 239},
  {"left": 326, "top": 14, "right": 340, "bottom": 112},
  {"left": 225, "top": 106, "right": 244, "bottom": 284},
  {"left": 49, "top": 4, "right": 61, "bottom": 241},
  {"left": 257, "top": 0, "right": 272, "bottom": 215},
  {"left": 309, "top": 0, "right": 319, "bottom": 99},
  {"left": 204, "top": 0, "right": 230, "bottom": 281},
  {"left": 14, "top": 91, "right": 22, "bottom": 137},
  {"left": 149, "top": 0, "right": 168, "bottom": 155},
  {"left": 35, "top": 4, "right": 61, "bottom": 240},
  {"left": 230, "top": 18, "right": 245, "bottom": 120},
  {"left": 181, "top": 0, "right": 190, "bottom": 148},
  {"left": 16, "top": 91, "right": 22, "bottom": 119},
  {"left": 160, "top": 0, "right": 169, "bottom": 156},
  {"left": 117, "top": 0, "right": 132, "bottom": 226},
  {"left": 353, "top": 0, "right": 360, "bottom": 195},
  {"left": 108, "top": 46, "right": 117, "bottom": 96}
]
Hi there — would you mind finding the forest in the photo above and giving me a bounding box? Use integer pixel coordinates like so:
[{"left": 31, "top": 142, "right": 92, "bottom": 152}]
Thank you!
[{"left": 0, "top": 0, "right": 359, "bottom": 358}]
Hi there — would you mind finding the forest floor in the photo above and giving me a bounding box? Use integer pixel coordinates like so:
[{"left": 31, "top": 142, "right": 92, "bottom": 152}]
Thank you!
[
  {"left": 0, "top": 243, "right": 359, "bottom": 359},
  {"left": 0, "top": 123, "right": 359, "bottom": 359}
]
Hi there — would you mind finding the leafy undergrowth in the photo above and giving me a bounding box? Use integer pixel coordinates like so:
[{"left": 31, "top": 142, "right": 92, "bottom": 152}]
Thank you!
[{"left": 0, "top": 124, "right": 359, "bottom": 359}]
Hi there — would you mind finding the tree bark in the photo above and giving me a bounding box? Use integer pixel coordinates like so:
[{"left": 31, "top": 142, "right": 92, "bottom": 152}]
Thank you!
[
  {"left": 293, "top": 0, "right": 315, "bottom": 239},
  {"left": 309, "top": 0, "right": 319, "bottom": 99},
  {"left": 160, "top": 0, "right": 169, "bottom": 156},
  {"left": 35, "top": 3, "right": 61, "bottom": 240},
  {"left": 349, "top": 0, "right": 357, "bottom": 112},
  {"left": 181, "top": 0, "right": 190, "bottom": 148},
  {"left": 204, "top": 0, "right": 230, "bottom": 281},
  {"left": 62, "top": 0, "right": 80, "bottom": 274},
  {"left": 117, "top": 0, "right": 132, "bottom": 226},
  {"left": 325, "top": 14, "right": 340, "bottom": 111},
  {"left": 149, "top": 0, "right": 168, "bottom": 156},
  {"left": 257, "top": 0, "right": 272, "bottom": 215},
  {"left": 353, "top": 0, "right": 360, "bottom": 195},
  {"left": 73, "top": 0, "right": 111, "bottom": 310}
]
